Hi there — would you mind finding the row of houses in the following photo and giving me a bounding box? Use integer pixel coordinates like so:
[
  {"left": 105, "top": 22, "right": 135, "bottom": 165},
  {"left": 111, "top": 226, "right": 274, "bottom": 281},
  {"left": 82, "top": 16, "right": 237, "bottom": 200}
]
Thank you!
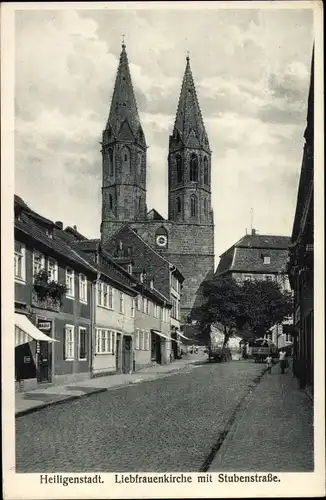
[{"left": 14, "top": 195, "right": 187, "bottom": 391}]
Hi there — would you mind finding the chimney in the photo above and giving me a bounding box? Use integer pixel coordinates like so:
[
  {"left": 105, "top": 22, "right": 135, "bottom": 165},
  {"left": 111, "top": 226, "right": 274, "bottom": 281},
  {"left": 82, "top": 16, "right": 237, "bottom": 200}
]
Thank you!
[
  {"left": 251, "top": 228, "right": 256, "bottom": 236},
  {"left": 73, "top": 225, "right": 78, "bottom": 231},
  {"left": 55, "top": 221, "right": 63, "bottom": 230}
]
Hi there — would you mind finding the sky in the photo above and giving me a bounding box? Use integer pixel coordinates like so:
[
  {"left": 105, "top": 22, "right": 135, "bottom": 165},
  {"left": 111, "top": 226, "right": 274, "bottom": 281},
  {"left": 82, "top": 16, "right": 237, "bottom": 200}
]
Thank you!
[{"left": 15, "top": 5, "right": 314, "bottom": 264}]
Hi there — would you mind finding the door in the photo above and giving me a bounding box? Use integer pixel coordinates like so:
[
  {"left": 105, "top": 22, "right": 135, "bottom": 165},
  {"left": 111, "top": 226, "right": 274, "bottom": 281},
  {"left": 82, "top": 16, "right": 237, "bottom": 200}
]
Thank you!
[
  {"left": 115, "top": 334, "right": 121, "bottom": 373},
  {"left": 156, "top": 336, "right": 162, "bottom": 364},
  {"left": 122, "top": 336, "right": 132, "bottom": 373},
  {"left": 37, "top": 341, "right": 52, "bottom": 383}
]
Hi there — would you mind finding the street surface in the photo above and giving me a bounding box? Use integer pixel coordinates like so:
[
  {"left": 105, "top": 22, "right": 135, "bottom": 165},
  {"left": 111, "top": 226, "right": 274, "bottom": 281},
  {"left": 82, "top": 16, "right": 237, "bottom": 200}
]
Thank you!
[{"left": 16, "top": 361, "right": 264, "bottom": 472}]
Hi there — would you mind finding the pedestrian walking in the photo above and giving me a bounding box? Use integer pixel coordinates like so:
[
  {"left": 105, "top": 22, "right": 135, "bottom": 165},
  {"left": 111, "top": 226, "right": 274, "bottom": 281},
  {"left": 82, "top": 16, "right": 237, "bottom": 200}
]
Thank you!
[
  {"left": 265, "top": 354, "right": 273, "bottom": 374},
  {"left": 279, "top": 349, "right": 287, "bottom": 374}
]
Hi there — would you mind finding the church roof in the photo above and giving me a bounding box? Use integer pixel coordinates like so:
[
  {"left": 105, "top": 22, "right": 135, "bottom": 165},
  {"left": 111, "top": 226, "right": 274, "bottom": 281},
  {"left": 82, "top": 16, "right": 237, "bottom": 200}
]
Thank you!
[
  {"left": 147, "top": 208, "right": 166, "bottom": 221},
  {"left": 172, "top": 55, "right": 209, "bottom": 150},
  {"left": 105, "top": 43, "right": 146, "bottom": 147}
]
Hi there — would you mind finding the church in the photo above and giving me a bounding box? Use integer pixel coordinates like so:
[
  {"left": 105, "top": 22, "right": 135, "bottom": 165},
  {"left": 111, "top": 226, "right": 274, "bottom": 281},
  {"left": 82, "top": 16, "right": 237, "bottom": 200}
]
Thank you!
[{"left": 101, "top": 42, "right": 215, "bottom": 324}]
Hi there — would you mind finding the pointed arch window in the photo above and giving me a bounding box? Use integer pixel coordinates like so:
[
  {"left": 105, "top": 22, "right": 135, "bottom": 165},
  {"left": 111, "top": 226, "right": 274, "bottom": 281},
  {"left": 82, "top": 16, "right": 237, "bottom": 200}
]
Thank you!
[
  {"left": 108, "top": 149, "right": 114, "bottom": 176},
  {"left": 190, "top": 195, "right": 197, "bottom": 217},
  {"left": 122, "top": 147, "right": 131, "bottom": 171},
  {"left": 176, "top": 155, "right": 183, "bottom": 184},
  {"left": 176, "top": 197, "right": 181, "bottom": 213},
  {"left": 204, "top": 198, "right": 208, "bottom": 216},
  {"left": 204, "top": 157, "right": 209, "bottom": 185},
  {"left": 109, "top": 194, "right": 113, "bottom": 211},
  {"left": 190, "top": 153, "right": 198, "bottom": 182}
]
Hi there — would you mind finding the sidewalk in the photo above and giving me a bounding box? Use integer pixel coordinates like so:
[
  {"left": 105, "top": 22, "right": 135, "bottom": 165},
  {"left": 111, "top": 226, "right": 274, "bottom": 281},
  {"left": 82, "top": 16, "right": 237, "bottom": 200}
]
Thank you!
[
  {"left": 209, "top": 361, "right": 314, "bottom": 472},
  {"left": 15, "top": 354, "right": 207, "bottom": 417}
]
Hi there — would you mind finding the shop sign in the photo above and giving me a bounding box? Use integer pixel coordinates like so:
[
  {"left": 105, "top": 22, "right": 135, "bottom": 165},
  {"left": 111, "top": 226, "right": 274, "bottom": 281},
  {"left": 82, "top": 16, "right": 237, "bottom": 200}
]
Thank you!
[{"left": 37, "top": 319, "right": 52, "bottom": 332}]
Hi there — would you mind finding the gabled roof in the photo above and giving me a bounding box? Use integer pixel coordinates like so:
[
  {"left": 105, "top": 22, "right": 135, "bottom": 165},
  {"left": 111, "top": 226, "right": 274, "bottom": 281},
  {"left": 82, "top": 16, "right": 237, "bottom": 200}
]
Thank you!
[
  {"left": 172, "top": 56, "right": 209, "bottom": 150},
  {"left": 64, "top": 226, "right": 88, "bottom": 241},
  {"left": 147, "top": 208, "right": 166, "bottom": 221},
  {"left": 105, "top": 43, "right": 146, "bottom": 148},
  {"left": 105, "top": 224, "right": 185, "bottom": 282},
  {"left": 216, "top": 233, "right": 291, "bottom": 276},
  {"left": 15, "top": 212, "right": 97, "bottom": 276}
]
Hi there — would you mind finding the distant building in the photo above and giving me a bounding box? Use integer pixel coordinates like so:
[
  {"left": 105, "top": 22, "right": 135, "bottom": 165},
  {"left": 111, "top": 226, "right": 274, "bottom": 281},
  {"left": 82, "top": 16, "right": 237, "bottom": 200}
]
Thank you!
[
  {"left": 288, "top": 49, "right": 314, "bottom": 393},
  {"left": 215, "top": 229, "right": 292, "bottom": 348},
  {"left": 14, "top": 196, "right": 97, "bottom": 390}
]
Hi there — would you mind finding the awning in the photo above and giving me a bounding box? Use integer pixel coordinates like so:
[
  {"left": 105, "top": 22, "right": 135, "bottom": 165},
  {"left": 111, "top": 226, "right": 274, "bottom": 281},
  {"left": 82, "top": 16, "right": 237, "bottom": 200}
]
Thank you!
[
  {"left": 151, "top": 330, "right": 172, "bottom": 341},
  {"left": 15, "top": 313, "right": 58, "bottom": 347},
  {"left": 177, "top": 331, "right": 190, "bottom": 340}
]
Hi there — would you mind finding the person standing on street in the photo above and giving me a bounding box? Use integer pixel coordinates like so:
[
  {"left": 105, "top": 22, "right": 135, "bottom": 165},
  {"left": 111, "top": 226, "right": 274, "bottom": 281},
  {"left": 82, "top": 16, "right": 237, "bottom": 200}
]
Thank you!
[
  {"left": 265, "top": 354, "right": 273, "bottom": 374},
  {"left": 279, "top": 349, "right": 287, "bottom": 374}
]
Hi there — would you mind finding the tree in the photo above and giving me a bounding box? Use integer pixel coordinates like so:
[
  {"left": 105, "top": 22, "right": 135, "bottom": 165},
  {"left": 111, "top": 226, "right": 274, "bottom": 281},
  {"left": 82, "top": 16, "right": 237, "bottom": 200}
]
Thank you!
[
  {"left": 239, "top": 278, "right": 293, "bottom": 338},
  {"left": 193, "top": 275, "right": 293, "bottom": 346},
  {"left": 192, "top": 276, "right": 242, "bottom": 348}
]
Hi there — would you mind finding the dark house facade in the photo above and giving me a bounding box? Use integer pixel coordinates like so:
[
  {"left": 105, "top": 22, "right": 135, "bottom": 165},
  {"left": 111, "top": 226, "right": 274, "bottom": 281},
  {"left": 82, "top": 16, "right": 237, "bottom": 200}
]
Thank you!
[
  {"left": 14, "top": 196, "right": 97, "bottom": 390},
  {"left": 288, "top": 49, "right": 314, "bottom": 393}
]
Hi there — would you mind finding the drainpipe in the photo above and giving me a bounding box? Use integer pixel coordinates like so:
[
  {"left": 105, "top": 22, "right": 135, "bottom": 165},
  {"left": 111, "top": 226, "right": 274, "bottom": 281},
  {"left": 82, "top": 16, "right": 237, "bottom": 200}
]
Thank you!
[{"left": 90, "top": 272, "right": 100, "bottom": 378}]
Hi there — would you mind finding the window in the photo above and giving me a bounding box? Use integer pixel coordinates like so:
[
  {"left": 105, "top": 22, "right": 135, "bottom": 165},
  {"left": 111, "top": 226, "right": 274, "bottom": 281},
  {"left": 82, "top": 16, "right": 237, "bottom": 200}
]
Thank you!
[
  {"left": 204, "top": 199, "right": 208, "bottom": 217},
  {"left": 176, "top": 197, "right": 181, "bottom": 213},
  {"left": 33, "top": 251, "right": 45, "bottom": 280},
  {"left": 158, "top": 306, "right": 163, "bottom": 321},
  {"left": 264, "top": 275, "right": 273, "bottom": 281},
  {"left": 146, "top": 299, "right": 150, "bottom": 315},
  {"left": 204, "top": 157, "right": 209, "bottom": 185},
  {"left": 79, "top": 274, "right": 87, "bottom": 303},
  {"left": 15, "top": 242, "right": 26, "bottom": 282},
  {"left": 95, "top": 329, "right": 115, "bottom": 354},
  {"left": 135, "top": 295, "right": 140, "bottom": 310},
  {"left": 78, "top": 327, "right": 87, "bottom": 360},
  {"left": 64, "top": 325, "right": 75, "bottom": 360},
  {"left": 171, "top": 296, "right": 178, "bottom": 319},
  {"left": 190, "top": 195, "right": 197, "bottom": 217},
  {"left": 135, "top": 329, "right": 140, "bottom": 350},
  {"left": 122, "top": 147, "right": 130, "bottom": 171},
  {"left": 119, "top": 292, "right": 124, "bottom": 314},
  {"left": 263, "top": 256, "right": 271, "bottom": 265},
  {"left": 140, "top": 330, "right": 145, "bottom": 350},
  {"left": 143, "top": 297, "right": 147, "bottom": 314},
  {"left": 131, "top": 298, "right": 135, "bottom": 318},
  {"left": 176, "top": 155, "right": 183, "bottom": 183},
  {"left": 109, "top": 194, "right": 113, "bottom": 211},
  {"left": 145, "top": 332, "right": 150, "bottom": 351},
  {"left": 108, "top": 149, "right": 114, "bottom": 176},
  {"left": 97, "top": 282, "right": 114, "bottom": 309},
  {"left": 286, "top": 333, "right": 292, "bottom": 343},
  {"left": 48, "top": 258, "right": 58, "bottom": 282},
  {"left": 190, "top": 153, "right": 198, "bottom": 182},
  {"left": 65, "top": 268, "right": 75, "bottom": 298},
  {"left": 127, "top": 264, "right": 133, "bottom": 275},
  {"left": 243, "top": 275, "right": 252, "bottom": 282}
]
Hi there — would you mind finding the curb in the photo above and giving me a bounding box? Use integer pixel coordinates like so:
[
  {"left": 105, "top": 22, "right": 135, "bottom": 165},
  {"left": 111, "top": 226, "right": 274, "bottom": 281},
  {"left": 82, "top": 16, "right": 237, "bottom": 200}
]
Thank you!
[{"left": 15, "top": 360, "right": 205, "bottom": 418}]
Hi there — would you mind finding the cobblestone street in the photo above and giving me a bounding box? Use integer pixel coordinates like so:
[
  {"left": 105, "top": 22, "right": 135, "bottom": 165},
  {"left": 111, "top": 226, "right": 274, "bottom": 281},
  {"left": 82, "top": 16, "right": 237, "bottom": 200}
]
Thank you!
[{"left": 16, "top": 361, "right": 264, "bottom": 472}]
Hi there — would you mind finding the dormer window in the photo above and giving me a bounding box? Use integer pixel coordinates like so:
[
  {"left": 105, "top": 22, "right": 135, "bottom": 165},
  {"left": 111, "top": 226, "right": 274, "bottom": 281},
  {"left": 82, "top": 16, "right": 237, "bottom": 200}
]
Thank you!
[
  {"left": 263, "top": 256, "right": 271, "bottom": 265},
  {"left": 46, "top": 228, "right": 53, "bottom": 239},
  {"left": 127, "top": 264, "right": 132, "bottom": 275},
  {"left": 140, "top": 273, "right": 144, "bottom": 283}
]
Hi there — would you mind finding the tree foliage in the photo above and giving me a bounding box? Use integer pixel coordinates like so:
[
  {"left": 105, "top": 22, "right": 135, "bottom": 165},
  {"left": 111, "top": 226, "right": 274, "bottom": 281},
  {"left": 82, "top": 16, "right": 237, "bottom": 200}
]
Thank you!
[{"left": 193, "top": 275, "right": 293, "bottom": 345}]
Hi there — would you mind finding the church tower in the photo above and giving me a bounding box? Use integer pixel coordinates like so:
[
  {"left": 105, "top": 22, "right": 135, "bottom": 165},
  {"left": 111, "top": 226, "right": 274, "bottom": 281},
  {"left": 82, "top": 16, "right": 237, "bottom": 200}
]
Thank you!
[
  {"left": 101, "top": 42, "right": 147, "bottom": 244},
  {"left": 168, "top": 55, "right": 213, "bottom": 226}
]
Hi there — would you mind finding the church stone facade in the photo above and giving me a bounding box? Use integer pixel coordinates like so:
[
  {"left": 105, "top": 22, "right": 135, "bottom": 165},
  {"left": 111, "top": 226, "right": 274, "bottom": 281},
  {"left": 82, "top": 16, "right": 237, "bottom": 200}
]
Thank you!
[{"left": 101, "top": 43, "right": 215, "bottom": 323}]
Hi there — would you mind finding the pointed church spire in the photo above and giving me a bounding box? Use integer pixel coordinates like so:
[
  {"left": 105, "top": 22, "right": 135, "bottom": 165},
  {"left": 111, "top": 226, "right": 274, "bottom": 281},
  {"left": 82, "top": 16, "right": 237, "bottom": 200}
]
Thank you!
[
  {"left": 173, "top": 55, "right": 209, "bottom": 150},
  {"left": 106, "top": 41, "right": 146, "bottom": 147}
]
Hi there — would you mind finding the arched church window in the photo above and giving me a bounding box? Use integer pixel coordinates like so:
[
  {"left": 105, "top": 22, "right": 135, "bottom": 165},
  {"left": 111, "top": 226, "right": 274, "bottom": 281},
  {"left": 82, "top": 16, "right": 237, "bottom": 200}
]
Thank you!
[
  {"left": 204, "top": 198, "right": 208, "bottom": 216},
  {"left": 176, "top": 155, "right": 183, "bottom": 184},
  {"left": 190, "top": 195, "right": 197, "bottom": 217},
  {"left": 108, "top": 149, "right": 114, "bottom": 176},
  {"left": 190, "top": 153, "right": 198, "bottom": 182},
  {"left": 122, "top": 147, "right": 130, "bottom": 171},
  {"left": 176, "top": 197, "right": 181, "bottom": 213},
  {"left": 204, "top": 157, "right": 209, "bottom": 185},
  {"left": 109, "top": 194, "right": 113, "bottom": 211}
]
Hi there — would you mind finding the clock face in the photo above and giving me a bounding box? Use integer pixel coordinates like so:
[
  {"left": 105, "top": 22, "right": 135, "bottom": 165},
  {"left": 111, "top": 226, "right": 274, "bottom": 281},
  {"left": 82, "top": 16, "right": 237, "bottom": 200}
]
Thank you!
[{"left": 156, "top": 235, "right": 167, "bottom": 247}]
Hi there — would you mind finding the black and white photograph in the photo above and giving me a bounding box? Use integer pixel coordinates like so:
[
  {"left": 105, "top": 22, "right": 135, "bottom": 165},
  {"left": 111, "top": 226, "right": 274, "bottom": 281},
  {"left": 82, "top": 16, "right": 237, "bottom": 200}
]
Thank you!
[{"left": 1, "top": 1, "right": 324, "bottom": 499}]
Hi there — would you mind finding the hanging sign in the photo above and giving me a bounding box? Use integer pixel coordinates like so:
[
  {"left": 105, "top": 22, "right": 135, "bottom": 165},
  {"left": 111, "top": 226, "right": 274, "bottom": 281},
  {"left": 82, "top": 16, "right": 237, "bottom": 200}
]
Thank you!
[{"left": 37, "top": 319, "right": 52, "bottom": 332}]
